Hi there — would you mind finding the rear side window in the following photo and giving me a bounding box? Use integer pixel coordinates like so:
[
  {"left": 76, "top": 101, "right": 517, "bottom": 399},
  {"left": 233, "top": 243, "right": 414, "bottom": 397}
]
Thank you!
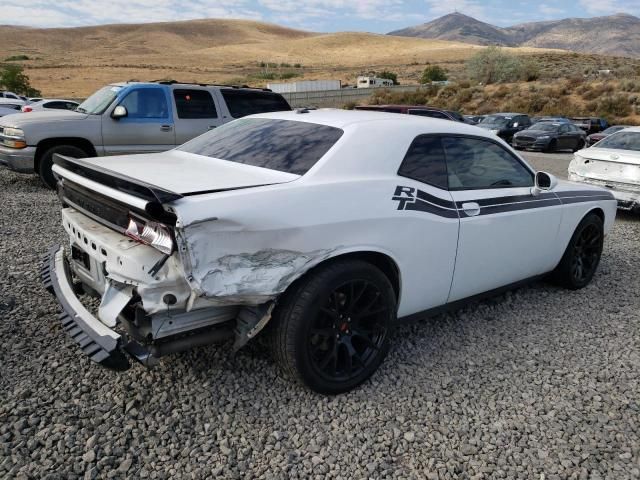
[
  {"left": 398, "top": 135, "right": 448, "bottom": 189},
  {"left": 221, "top": 90, "right": 291, "bottom": 118},
  {"left": 442, "top": 136, "right": 533, "bottom": 189},
  {"left": 173, "top": 89, "right": 217, "bottom": 119},
  {"left": 178, "top": 118, "right": 342, "bottom": 175}
]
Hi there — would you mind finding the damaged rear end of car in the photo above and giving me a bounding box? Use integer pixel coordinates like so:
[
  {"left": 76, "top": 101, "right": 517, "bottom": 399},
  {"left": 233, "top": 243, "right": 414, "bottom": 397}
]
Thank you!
[{"left": 43, "top": 154, "right": 302, "bottom": 369}]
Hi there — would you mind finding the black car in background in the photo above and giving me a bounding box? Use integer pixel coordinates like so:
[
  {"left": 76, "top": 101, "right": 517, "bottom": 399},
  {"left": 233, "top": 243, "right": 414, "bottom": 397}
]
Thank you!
[
  {"left": 477, "top": 113, "right": 532, "bottom": 142},
  {"left": 570, "top": 117, "right": 609, "bottom": 135},
  {"left": 512, "top": 121, "right": 587, "bottom": 152}
]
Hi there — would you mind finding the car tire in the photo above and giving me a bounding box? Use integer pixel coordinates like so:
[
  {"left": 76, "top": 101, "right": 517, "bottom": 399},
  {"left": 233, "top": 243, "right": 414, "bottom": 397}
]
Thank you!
[
  {"left": 39, "top": 145, "right": 89, "bottom": 189},
  {"left": 545, "top": 139, "right": 557, "bottom": 153},
  {"left": 267, "top": 259, "right": 396, "bottom": 394},
  {"left": 550, "top": 212, "right": 604, "bottom": 290}
]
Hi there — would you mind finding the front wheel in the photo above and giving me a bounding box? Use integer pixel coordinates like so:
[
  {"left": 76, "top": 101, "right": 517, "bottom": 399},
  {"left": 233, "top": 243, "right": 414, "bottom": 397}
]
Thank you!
[
  {"left": 550, "top": 213, "right": 604, "bottom": 289},
  {"left": 268, "top": 259, "right": 396, "bottom": 394},
  {"left": 38, "top": 145, "right": 89, "bottom": 189}
]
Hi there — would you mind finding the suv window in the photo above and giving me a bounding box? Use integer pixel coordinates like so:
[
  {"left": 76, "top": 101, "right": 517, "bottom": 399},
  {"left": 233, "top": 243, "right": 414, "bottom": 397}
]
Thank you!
[
  {"left": 178, "top": 118, "right": 342, "bottom": 175},
  {"left": 398, "top": 135, "right": 448, "bottom": 189},
  {"left": 173, "top": 89, "right": 217, "bottom": 119},
  {"left": 119, "top": 88, "right": 168, "bottom": 119},
  {"left": 442, "top": 136, "right": 533, "bottom": 190},
  {"left": 409, "top": 109, "right": 449, "bottom": 120},
  {"left": 221, "top": 90, "right": 290, "bottom": 118}
]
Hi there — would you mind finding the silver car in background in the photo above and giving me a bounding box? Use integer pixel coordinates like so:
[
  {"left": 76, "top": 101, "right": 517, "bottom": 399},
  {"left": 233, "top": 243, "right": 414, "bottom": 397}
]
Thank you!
[
  {"left": 569, "top": 127, "right": 640, "bottom": 212},
  {"left": 21, "top": 99, "right": 79, "bottom": 113}
]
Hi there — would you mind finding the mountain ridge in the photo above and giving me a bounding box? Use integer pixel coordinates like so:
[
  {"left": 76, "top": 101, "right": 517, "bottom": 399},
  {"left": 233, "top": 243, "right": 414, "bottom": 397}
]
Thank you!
[{"left": 389, "top": 12, "right": 640, "bottom": 57}]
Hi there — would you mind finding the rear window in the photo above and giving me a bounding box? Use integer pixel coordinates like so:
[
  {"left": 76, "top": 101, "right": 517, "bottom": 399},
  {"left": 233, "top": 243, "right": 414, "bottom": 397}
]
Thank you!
[
  {"left": 595, "top": 131, "right": 640, "bottom": 151},
  {"left": 177, "top": 118, "right": 343, "bottom": 175},
  {"left": 221, "top": 90, "right": 291, "bottom": 118}
]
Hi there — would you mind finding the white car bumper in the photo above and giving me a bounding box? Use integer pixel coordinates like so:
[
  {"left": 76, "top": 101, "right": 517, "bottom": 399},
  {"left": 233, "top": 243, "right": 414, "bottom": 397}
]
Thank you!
[{"left": 568, "top": 173, "right": 640, "bottom": 211}]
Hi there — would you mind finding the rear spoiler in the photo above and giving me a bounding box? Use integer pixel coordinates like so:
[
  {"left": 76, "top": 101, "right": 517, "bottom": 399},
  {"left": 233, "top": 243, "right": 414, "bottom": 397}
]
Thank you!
[{"left": 52, "top": 154, "right": 183, "bottom": 204}]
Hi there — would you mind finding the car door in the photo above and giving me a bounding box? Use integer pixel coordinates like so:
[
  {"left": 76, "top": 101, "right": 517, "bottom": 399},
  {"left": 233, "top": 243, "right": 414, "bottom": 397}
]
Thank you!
[
  {"left": 393, "top": 135, "right": 460, "bottom": 314},
  {"left": 172, "top": 88, "right": 223, "bottom": 145},
  {"left": 557, "top": 124, "right": 572, "bottom": 149},
  {"left": 101, "top": 85, "right": 175, "bottom": 155},
  {"left": 442, "top": 135, "right": 563, "bottom": 302}
]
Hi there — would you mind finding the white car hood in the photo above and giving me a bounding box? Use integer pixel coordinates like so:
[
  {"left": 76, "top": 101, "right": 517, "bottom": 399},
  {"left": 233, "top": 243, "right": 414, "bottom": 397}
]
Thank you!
[
  {"left": 81, "top": 150, "right": 300, "bottom": 194},
  {"left": 578, "top": 147, "right": 640, "bottom": 165}
]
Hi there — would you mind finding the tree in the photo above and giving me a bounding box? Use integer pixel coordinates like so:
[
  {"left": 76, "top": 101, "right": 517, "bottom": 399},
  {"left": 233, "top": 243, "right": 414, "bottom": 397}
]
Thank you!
[
  {"left": 0, "top": 64, "right": 41, "bottom": 96},
  {"left": 465, "top": 46, "right": 539, "bottom": 84},
  {"left": 377, "top": 70, "right": 399, "bottom": 85},
  {"left": 421, "top": 65, "right": 448, "bottom": 83}
]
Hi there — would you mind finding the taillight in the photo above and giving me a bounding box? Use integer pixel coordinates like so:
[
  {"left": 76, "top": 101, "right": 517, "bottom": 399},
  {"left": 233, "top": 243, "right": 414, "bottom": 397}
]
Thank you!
[
  {"left": 125, "top": 217, "right": 174, "bottom": 255},
  {"left": 21, "top": 106, "right": 32, "bottom": 112}
]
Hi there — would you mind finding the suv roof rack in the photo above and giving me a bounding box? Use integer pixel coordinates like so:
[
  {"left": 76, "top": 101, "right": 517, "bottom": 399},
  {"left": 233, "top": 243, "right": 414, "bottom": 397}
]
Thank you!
[{"left": 147, "top": 79, "right": 272, "bottom": 92}]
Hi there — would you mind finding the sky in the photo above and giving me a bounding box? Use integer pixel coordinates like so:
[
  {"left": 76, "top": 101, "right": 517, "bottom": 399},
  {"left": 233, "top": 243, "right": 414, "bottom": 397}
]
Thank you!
[{"left": 2, "top": 0, "right": 639, "bottom": 32}]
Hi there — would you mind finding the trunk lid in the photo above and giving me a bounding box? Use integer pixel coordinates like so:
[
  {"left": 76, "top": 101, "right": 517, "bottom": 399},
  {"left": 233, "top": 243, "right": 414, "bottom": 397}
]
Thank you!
[
  {"left": 577, "top": 147, "right": 640, "bottom": 185},
  {"left": 77, "top": 150, "right": 300, "bottom": 195}
]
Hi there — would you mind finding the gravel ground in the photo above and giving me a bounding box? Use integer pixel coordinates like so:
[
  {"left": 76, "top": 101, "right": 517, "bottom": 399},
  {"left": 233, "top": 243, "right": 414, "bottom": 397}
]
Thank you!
[{"left": 1, "top": 160, "right": 639, "bottom": 480}]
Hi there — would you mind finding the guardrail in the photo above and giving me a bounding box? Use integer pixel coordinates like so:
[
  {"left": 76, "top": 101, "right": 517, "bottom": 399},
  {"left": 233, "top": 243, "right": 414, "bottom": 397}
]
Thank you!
[{"left": 280, "top": 85, "right": 426, "bottom": 108}]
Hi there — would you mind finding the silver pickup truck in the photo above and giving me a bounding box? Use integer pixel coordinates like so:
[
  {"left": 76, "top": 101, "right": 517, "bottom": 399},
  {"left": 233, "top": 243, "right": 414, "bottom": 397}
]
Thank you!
[{"left": 0, "top": 81, "right": 291, "bottom": 187}]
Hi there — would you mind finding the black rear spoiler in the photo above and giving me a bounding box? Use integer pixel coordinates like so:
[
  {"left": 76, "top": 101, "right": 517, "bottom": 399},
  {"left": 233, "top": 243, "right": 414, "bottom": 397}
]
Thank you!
[{"left": 52, "top": 154, "right": 183, "bottom": 204}]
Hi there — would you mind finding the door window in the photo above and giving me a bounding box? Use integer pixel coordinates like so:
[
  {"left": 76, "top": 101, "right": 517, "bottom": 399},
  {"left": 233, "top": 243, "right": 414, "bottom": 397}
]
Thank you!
[
  {"left": 119, "top": 88, "right": 168, "bottom": 119},
  {"left": 442, "top": 136, "right": 533, "bottom": 189},
  {"left": 398, "top": 135, "right": 448, "bottom": 189},
  {"left": 173, "top": 89, "right": 217, "bottom": 119}
]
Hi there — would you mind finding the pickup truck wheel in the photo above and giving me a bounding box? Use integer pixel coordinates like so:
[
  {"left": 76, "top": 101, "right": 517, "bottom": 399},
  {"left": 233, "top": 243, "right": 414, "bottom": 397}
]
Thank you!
[
  {"left": 550, "top": 213, "right": 604, "bottom": 290},
  {"left": 268, "top": 259, "right": 396, "bottom": 394},
  {"left": 39, "top": 145, "right": 88, "bottom": 189}
]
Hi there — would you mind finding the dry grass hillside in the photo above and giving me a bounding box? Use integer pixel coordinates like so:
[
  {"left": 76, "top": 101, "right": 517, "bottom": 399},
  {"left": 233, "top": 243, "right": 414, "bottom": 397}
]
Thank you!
[{"left": 0, "top": 18, "right": 563, "bottom": 97}]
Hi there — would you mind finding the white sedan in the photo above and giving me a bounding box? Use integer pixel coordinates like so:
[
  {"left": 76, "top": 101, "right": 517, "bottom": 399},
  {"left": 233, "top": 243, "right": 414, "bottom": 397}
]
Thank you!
[
  {"left": 569, "top": 126, "right": 640, "bottom": 212},
  {"left": 43, "top": 110, "right": 617, "bottom": 393}
]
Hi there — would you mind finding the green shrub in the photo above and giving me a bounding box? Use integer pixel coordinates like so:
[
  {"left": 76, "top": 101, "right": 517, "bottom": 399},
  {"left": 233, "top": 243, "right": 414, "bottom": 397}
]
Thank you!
[
  {"left": 420, "top": 65, "right": 448, "bottom": 83},
  {"left": 377, "top": 70, "right": 399, "bottom": 85},
  {"left": 4, "top": 55, "right": 29, "bottom": 61},
  {"left": 465, "top": 47, "right": 541, "bottom": 84}
]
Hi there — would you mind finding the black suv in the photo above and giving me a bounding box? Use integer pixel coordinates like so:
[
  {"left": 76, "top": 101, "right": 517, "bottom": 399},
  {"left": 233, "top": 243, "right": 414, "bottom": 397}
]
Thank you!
[{"left": 477, "top": 113, "right": 532, "bottom": 142}]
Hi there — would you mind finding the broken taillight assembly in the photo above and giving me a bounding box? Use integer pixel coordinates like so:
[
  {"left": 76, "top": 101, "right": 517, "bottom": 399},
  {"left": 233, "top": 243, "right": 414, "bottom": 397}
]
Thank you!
[{"left": 125, "top": 217, "right": 174, "bottom": 255}]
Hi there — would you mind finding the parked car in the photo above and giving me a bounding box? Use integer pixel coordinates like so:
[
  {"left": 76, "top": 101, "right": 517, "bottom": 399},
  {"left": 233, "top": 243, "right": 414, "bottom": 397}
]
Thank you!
[
  {"left": 571, "top": 117, "right": 608, "bottom": 135},
  {"left": 0, "top": 91, "right": 25, "bottom": 104},
  {"left": 0, "top": 81, "right": 291, "bottom": 188},
  {"left": 512, "top": 122, "right": 587, "bottom": 152},
  {"left": 0, "top": 107, "right": 21, "bottom": 117},
  {"left": 569, "top": 127, "right": 640, "bottom": 212},
  {"left": 22, "top": 99, "right": 80, "bottom": 113},
  {"left": 586, "top": 125, "right": 630, "bottom": 146},
  {"left": 42, "top": 109, "right": 616, "bottom": 394},
  {"left": 464, "top": 115, "right": 485, "bottom": 125},
  {"left": 477, "top": 113, "right": 532, "bottom": 142},
  {"left": 28, "top": 97, "right": 43, "bottom": 103},
  {"left": 0, "top": 99, "right": 24, "bottom": 111},
  {"left": 531, "top": 116, "right": 570, "bottom": 124},
  {"left": 354, "top": 105, "right": 468, "bottom": 122}
]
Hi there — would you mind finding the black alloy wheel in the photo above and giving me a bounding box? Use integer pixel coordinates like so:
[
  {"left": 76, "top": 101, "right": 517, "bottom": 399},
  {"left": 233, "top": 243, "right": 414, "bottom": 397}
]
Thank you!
[
  {"left": 308, "top": 280, "right": 389, "bottom": 383},
  {"left": 551, "top": 213, "right": 604, "bottom": 289},
  {"left": 268, "top": 259, "right": 396, "bottom": 394}
]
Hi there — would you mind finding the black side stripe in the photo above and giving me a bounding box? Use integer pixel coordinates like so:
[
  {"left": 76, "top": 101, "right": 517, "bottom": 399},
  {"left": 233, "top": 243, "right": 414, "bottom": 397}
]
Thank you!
[
  {"left": 393, "top": 186, "right": 614, "bottom": 219},
  {"left": 404, "top": 197, "right": 459, "bottom": 218}
]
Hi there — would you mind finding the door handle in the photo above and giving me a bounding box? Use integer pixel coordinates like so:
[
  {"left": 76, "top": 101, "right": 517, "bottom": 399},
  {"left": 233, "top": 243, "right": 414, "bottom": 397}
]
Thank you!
[
  {"left": 461, "top": 202, "right": 481, "bottom": 217},
  {"left": 160, "top": 125, "right": 173, "bottom": 132}
]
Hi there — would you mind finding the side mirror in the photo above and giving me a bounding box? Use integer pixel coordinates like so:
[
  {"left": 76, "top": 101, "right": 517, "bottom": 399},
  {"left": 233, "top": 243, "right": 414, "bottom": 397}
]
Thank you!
[
  {"left": 512, "top": 122, "right": 519, "bottom": 128},
  {"left": 111, "top": 105, "right": 127, "bottom": 119},
  {"left": 532, "top": 171, "right": 558, "bottom": 196}
]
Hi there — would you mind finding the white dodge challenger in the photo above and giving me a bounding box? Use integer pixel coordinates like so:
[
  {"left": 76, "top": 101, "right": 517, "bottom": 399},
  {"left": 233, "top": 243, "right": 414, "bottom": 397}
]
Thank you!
[{"left": 42, "top": 109, "right": 617, "bottom": 393}]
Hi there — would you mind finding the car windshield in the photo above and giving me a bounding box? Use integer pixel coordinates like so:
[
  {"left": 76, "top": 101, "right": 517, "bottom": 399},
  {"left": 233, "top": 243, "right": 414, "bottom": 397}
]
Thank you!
[
  {"left": 602, "top": 126, "right": 625, "bottom": 134},
  {"left": 177, "top": 118, "right": 344, "bottom": 175},
  {"left": 595, "top": 131, "right": 640, "bottom": 151},
  {"left": 530, "top": 123, "right": 560, "bottom": 132},
  {"left": 76, "top": 85, "right": 122, "bottom": 114},
  {"left": 480, "top": 115, "right": 510, "bottom": 127}
]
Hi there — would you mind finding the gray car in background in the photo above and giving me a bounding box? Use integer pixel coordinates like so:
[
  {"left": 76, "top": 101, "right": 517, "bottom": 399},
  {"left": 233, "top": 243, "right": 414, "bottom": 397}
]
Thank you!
[{"left": 0, "top": 81, "right": 291, "bottom": 187}]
